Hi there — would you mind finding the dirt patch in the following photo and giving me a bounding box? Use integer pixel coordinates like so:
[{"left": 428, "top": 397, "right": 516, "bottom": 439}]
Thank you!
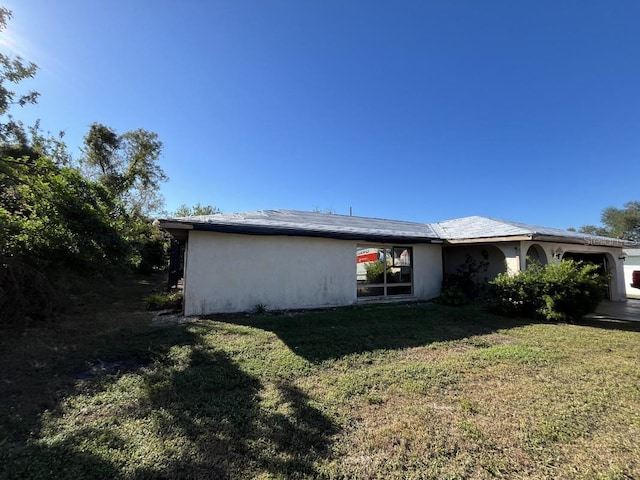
[
  {"left": 151, "top": 311, "right": 205, "bottom": 327},
  {"left": 75, "top": 356, "right": 152, "bottom": 380}
]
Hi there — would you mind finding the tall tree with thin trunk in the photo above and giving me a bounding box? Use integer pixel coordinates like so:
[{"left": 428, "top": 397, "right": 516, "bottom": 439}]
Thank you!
[
  {"left": 579, "top": 201, "right": 640, "bottom": 242},
  {"left": 0, "top": 7, "right": 39, "bottom": 144},
  {"left": 82, "top": 123, "right": 167, "bottom": 217}
]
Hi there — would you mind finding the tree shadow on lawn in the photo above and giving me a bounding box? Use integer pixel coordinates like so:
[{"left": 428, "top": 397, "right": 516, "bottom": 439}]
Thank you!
[
  {"left": 0, "top": 325, "right": 337, "bottom": 480},
  {"left": 0, "top": 429, "right": 126, "bottom": 480},
  {"left": 136, "top": 340, "right": 338, "bottom": 479},
  {"left": 222, "top": 302, "right": 535, "bottom": 363}
]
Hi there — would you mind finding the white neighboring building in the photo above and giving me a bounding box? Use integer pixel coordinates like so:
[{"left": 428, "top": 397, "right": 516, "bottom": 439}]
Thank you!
[
  {"left": 623, "top": 249, "right": 640, "bottom": 299},
  {"left": 159, "top": 210, "right": 628, "bottom": 315}
]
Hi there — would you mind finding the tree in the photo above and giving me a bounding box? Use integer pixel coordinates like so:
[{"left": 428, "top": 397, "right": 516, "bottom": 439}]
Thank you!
[
  {"left": 0, "top": 8, "right": 171, "bottom": 326},
  {"left": 0, "top": 150, "right": 128, "bottom": 270},
  {"left": 578, "top": 224, "right": 610, "bottom": 237},
  {"left": 119, "top": 128, "right": 166, "bottom": 217},
  {"left": 81, "top": 123, "right": 169, "bottom": 272},
  {"left": 82, "top": 123, "right": 167, "bottom": 217},
  {"left": 579, "top": 201, "right": 640, "bottom": 242},
  {"left": 173, "top": 203, "right": 221, "bottom": 217},
  {"left": 0, "top": 132, "right": 130, "bottom": 327},
  {"left": 0, "top": 7, "right": 39, "bottom": 144},
  {"left": 312, "top": 206, "right": 334, "bottom": 214}
]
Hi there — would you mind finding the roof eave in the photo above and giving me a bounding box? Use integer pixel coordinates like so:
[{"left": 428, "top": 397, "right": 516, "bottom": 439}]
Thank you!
[
  {"left": 191, "top": 222, "right": 440, "bottom": 244},
  {"left": 158, "top": 221, "right": 193, "bottom": 230},
  {"left": 158, "top": 219, "right": 440, "bottom": 244},
  {"left": 157, "top": 220, "right": 193, "bottom": 242},
  {"left": 532, "top": 234, "right": 626, "bottom": 247}
]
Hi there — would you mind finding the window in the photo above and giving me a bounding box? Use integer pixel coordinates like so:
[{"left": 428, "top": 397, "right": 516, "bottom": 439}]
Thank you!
[{"left": 356, "top": 246, "right": 413, "bottom": 298}]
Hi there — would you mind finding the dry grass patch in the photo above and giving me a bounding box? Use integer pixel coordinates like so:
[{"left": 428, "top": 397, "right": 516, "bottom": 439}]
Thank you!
[{"left": 1, "top": 290, "right": 639, "bottom": 479}]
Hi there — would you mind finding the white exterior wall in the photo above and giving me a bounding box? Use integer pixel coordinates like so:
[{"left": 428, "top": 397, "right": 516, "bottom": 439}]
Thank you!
[
  {"left": 412, "top": 243, "right": 443, "bottom": 300},
  {"left": 443, "top": 245, "right": 508, "bottom": 280},
  {"left": 496, "top": 243, "right": 521, "bottom": 275},
  {"left": 184, "top": 231, "right": 444, "bottom": 315},
  {"left": 184, "top": 231, "right": 357, "bottom": 314}
]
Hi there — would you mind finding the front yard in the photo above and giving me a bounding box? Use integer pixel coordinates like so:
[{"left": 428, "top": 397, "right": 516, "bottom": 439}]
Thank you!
[{"left": 1, "top": 279, "right": 639, "bottom": 479}]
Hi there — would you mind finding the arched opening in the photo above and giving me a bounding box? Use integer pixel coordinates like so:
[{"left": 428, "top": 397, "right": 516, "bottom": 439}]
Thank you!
[
  {"left": 562, "top": 252, "right": 611, "bottom": 299},
  {"left": 442, "top": 244, "right": 506, "bottom": 299},
  {"left": 562, "top": 252, "right": 607, "bottom": 273},
  {"left": 525, "top": 244, "right": 548, "bottom": 268}
]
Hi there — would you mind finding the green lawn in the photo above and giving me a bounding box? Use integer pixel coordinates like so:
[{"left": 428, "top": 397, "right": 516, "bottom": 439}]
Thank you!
[{"left": 1, "top": 279, "right": 639, "bottom": 479}]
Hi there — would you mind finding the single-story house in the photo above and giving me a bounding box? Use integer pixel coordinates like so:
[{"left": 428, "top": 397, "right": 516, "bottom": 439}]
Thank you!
[
  {"left": 158, "top": 210, "right": 629, "bottom": 315},
  {"left": 623, "top": 248, "right": 640, "bottom": 299}
]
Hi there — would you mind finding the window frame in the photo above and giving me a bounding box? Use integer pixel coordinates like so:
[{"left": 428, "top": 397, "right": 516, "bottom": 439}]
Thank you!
[{"left": 356, "top": 244, "right": 414, "bottom": 299}]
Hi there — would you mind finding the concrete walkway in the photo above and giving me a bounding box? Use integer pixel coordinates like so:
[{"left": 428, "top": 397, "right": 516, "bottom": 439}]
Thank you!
[{"left": 587, "top": 299, "right": 640, "bottom": 322}]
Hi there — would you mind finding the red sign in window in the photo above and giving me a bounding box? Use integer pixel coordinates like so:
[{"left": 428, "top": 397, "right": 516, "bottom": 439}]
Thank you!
[{"left": 357, "top": 251, "right": 379, "bottom": 264}]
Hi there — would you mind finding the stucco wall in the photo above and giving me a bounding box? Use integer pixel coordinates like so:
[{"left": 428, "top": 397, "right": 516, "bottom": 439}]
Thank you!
[
  {"left": 413, "top": 243, "right": 443, "bottom": 300},
  {"left": 184, "top": 231, "right": 444, "bottom": 315},
  {"left": 443, "top": 245, "right": 507, "bottom": 281},
  {"left": 184, "top": 231, "right": 357, "bottom": 314}
]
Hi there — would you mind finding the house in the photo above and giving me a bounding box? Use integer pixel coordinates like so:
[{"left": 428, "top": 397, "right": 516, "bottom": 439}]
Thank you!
[
  {"left": 158, "top": 210, "right": 628, "bottom": 315},
  {"left": 623, "top": 248, "right": 640, "bottom": 299}
]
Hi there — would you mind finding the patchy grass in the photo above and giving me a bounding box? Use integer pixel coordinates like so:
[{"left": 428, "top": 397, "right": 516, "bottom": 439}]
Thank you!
[
  {"left": 1, "top": 284, "right": 639, "bottom": 479},
  {"left": 144, "top": 290, "right": 182, "bottom": 311}
]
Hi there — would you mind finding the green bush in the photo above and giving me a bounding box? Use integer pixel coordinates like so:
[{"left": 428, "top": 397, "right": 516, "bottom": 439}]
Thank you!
[
  {"left": 365, "top": 261, "right": 385, "bottom": 284},
  {"left": 485, "top": 260, "right": 608, "bottom": 322},
  {"left": 0, "top": 256, "right": 59, "bottom": 328},
  {"left": 432, "top": 285, "right": 468, "bottom": 306},
  {"left": 144, "top": 290, "right": 182, "bottom": 311},
  {"left": 435, "top": 253, "right": 489, "bottom": 305},
  {"left": 484, "top": 263, "right": 543, "bottom": 318}
]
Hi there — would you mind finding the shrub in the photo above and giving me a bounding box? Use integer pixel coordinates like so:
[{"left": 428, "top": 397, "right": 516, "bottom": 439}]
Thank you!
[
  {"left": 365, "top": 261, "right": 385, "bottom": 284},
  {"left": 253, "top": 303, "right": 267, "bottom": 314},
  {"left": 0, "top": 256, "right": 59, "bottom": 329},
  {"left": 485, "top": 260, "right": 608, "bottom": 322},
  {"left": 435, "top": 253, "right": 489, "bottom": 305},
  {"left": 484, "top": 262, "right": 543, "bottom": 318},
  {"left": 432, "top": 285, "right": 467, "bottom": 306},
  {"left": 144, "top": 290, "right": 182, "bottom": 311}
]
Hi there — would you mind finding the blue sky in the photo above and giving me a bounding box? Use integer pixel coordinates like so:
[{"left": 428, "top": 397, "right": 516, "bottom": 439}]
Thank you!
[{"left": 4, "top": 1, "right": 639, "bottom": 228}]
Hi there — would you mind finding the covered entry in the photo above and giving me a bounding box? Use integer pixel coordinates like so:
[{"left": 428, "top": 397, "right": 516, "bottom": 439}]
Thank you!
[
  {"left": 562, "top": 252, "right": 607, "bottom": 272},
  {"left": 443, "top": 245, "right": 507, "bottom": 281},
  {"left": 562, "top": 252, "right": 611, "bottom": 299}
]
